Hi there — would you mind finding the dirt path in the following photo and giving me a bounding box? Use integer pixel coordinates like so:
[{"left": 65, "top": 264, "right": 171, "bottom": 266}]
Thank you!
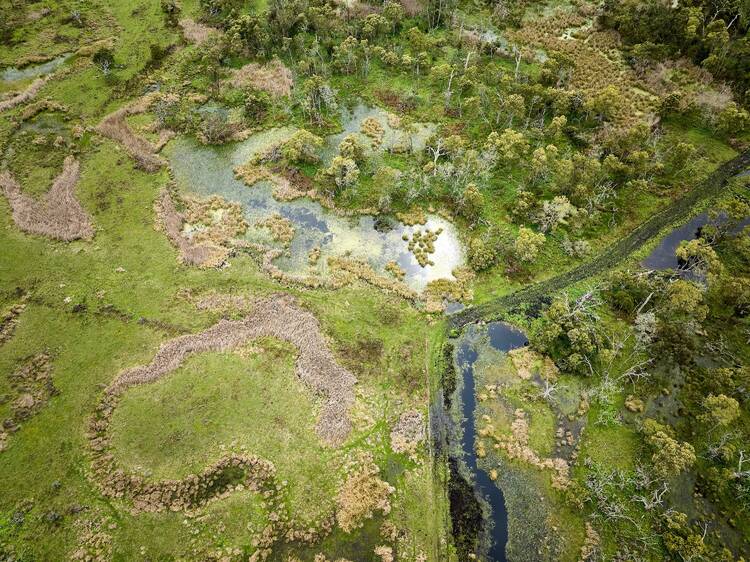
[{"left": 451, "top": 150, "right": 750, "bottom": 328}]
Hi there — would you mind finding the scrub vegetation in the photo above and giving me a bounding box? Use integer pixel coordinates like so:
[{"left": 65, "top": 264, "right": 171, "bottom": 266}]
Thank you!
[{"left": 0, "top": 0, "right": 749, "bottom": 560}]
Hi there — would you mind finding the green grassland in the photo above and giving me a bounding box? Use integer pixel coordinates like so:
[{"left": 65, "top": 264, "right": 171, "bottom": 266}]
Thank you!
[{"left": 2, "top": 0, "right": 750, "bottom": 560}]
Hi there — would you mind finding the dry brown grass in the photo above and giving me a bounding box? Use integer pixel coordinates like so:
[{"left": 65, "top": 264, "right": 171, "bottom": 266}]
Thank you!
[
  {"left": 107, "top": 294, "right": 357, "bottom": 446},
  {"left": 0, "top": 301, "right": 25, "bottom": 346},
  {"left": 400, "top": 0, "right": 422, "bottom": 16},
  {"left": 0, "top": 156, "right": 94, "bottom": 241},
  {"left": 18, "top": 98, "right": 68, "bottom": 121},
  {"left": 0, "top": 76, "right": 49, "bottom": 113},
  {"left": 96, "top": 94, "right": 166, "bottom": 172},
  {"left": 335, "top": 454, "right": 394, "bottom": 532},
  {"left": 154, "top": 188, "right": 231, "bottom": 268},
  {"left": 0, "top": 353, "right": 56, "bottom": 453},
  {"left": 229, "top": 59, "right": 293, "bottom": 98},
  {"left": 504, "top": 10, "right": 657, "bottom": 127},
  {"left": 178, "top": 18, "right": 218, "bottom": 45},
  {"left": 390, "top": 410, "right": 425, "bottom": 454}
]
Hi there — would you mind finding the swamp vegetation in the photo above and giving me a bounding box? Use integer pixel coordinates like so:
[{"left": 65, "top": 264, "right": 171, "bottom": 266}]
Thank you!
[{"left": 1, "top": 0, "right": 750, "bottom": 560}]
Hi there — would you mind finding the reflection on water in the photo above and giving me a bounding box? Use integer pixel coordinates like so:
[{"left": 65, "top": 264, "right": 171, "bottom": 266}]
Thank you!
[
  {"left": 166, "top": 110, "right": 463, "bottom": 291},
  {"left": 643, "top": 212, "right": 750, "bottom": 273},
  {"left": 1, "top": 54, "right": 69, "bottom": 82},
  {"left": 455, "top": 322, "right": 528, "bottom": 561},
  {"left": 322, "top": 104, "right": 436, "bottom": 163}
]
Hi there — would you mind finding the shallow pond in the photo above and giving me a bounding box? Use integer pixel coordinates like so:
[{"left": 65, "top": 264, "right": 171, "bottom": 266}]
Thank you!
[
  {"left": 455, "top": 322, "right": 528, "bottom": 561},
  {"left": 643, "top": 212, "right": 750, "bottom": 273},
  {"left": 1, "top": 54, "right": 69, "bottom": 82},
  {"left": 166, "top": 108, "right": 463, "bottom": 291}
]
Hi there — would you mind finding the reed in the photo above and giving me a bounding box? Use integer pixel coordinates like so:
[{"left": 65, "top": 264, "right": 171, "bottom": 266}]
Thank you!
[{"left": 0, "top": 156, "right": 94, "bottom": 241}]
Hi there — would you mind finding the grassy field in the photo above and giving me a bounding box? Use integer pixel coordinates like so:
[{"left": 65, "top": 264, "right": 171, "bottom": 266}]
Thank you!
[{"left": 2, "top": 0, "right": 749, "bottom": 560}]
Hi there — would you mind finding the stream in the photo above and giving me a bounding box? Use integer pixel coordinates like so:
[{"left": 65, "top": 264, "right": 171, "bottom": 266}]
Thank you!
[
  {"left": 445, "top": 168, "right": 750, "bottom": 560},
  {"left": 451, "top": 322, "right": 528, "bottom": 561},
  {"left": 1, "top": 54, "right": 69, "bottom": 82},
  {"left": 643, "top": 212, "right": 750, "bottom": 273}
]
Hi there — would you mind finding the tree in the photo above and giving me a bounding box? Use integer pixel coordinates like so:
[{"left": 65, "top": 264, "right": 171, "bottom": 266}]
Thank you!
[
  {"left": 457, "top": 183, "right": 484, "bottom": 222},
  {"left": 338, "top": 134, "right": 366, "bottom": 163},
  {"left": 537, "top": 196, "right": 577, "bottom": 233},
  {"left": 333, "top": 36, "right": 361, "bottom": 75},
  {"left": 676, "top": 238, "right": 720, "bottom": 276},
  {"left": 361, "top": 14, "right": 389, "bottom": 39},
  {"left": 227, "top": 15, "right": 269, "bottom": 56},
  {"left": 584, "top": 85, "right": 622, "bottom": 122},
  {"left": 486, "top": 128, "right": 529, "bottom": 165},
  {"left": 243, "top": 89, "right": 271, "bottom": 124},
  {"left": 514, "top": 227, "right": 545, "bottom": 263},
  {"left": 92, "top": 48, "right": 115, "bottom": 76},
  {"left": 663, "top": 280, "right": 707, "bottom": 323},
  {"left": 199, "top": 35, "right": 227, "bottom": 97},
  {"left": 321, "top": 156, "right": 359, "bottom": 196},
  {"left": 281, "top": 129, "right": 323, "bottom": 164},
  {"left": 426, "top": 0, "right": 457, "bottom": 29},
  {"left": 645, "top": 423, "right": 696, "bottom": 479},
  {"left": 301, "top": 75, "right": 337, "bottom": 124},
  {"left": 382, "top": 1, "right": 404, "bottom": 33},
  {"left": 700, "top": 394, "right": 740, "bottom": 427},
  {"left": 717, "top": 102, "right": 750, "bottom": 136},
  {"left": 468, "top": 237, "right": 498, "bottom": 271},
  {"left": 371, "top": 166, "right": 402, "bottom": 212},
  {"left": 548, "top": 115, "right": 567, "bottom": 138},
  {"left": 268, "top": 0, "right": 306, "bottom": 37}
]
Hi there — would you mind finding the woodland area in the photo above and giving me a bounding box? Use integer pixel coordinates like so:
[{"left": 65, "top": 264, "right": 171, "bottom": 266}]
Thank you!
[{"left": 0, "top": 0, "right": 749, "bottom": 560}]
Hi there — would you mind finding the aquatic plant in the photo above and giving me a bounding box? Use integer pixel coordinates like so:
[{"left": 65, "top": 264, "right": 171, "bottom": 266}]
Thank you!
[
  {"left": 256, "top": 212, "right": 295, "bottom": 246},
  {"left": 154, "top": 188, "right": 231, "bottom": 268}
]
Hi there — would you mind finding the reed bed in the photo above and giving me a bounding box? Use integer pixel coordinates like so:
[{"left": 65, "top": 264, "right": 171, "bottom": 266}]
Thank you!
[
  {"left": 0, "top": 156, "right": 94, "bottom": 241},
  {"left": 154, "top": 188, "right": 230, "bottom": 268},
  {"left": 0, "top": 76, "right": 49, "bottom": 113},
  {"left": 106, "top": 294, "right": 356, "bottom": 446},
  {"left": 96, "top": 95, "right": 165, "bottom": 172},
  {"left": 85, "top": 295, "right": 355, "bottom": 553}
]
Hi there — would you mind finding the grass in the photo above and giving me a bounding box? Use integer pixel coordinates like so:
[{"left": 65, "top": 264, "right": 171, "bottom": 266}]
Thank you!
[
  {"left": 110, "top": 340, "right": 341, "bottom": 524},
  {"left": 578, "top": 424, "right": 639, "bottom": 472},
  {"left": 0, "top": 84, "right": 442, "bottom": 560}
]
